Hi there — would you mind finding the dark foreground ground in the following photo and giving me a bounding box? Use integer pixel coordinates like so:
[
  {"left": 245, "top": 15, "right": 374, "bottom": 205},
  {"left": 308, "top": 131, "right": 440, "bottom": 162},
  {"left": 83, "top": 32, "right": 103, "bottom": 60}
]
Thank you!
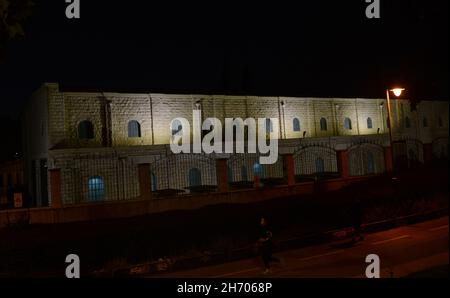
[
  {"left": 147, "top": 216, "right": 449, "bottom": 278},
  {"left": 0, "top": 165, "right": 448, "bottom": 277}
]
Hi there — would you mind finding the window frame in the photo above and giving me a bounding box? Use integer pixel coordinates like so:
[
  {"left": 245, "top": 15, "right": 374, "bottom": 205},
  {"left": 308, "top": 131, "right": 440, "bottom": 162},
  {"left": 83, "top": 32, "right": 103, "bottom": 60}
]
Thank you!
[
  {"left": 367, "top": 117, "right": 373, "bottom": 129},
  {"left": 320, "top": 118, "right": 328, "bottom": 131},
  {"left": 88, "top": 176, "right": 105, "bottom": 201},
  {"left": 78, "top": 120, "right": 94, "bottom": 140},
  {"left": 293, "top": 117, "right": 301, "bottom": 132},
  {"left": 344, "top": 117, "right": 352, "bottom": 130},
  {"left": 127, "top": 120, "right": 142, "bottom": 138}
]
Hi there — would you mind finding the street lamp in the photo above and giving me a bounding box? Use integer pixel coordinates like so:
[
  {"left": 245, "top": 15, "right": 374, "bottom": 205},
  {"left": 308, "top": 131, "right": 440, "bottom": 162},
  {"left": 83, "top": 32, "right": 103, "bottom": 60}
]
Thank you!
[
  {"left": 386, "top": 88, "right": 405, "bottom": 171},
  {"left": 392, "top": 88, "right": 404, "bottom": 97}
]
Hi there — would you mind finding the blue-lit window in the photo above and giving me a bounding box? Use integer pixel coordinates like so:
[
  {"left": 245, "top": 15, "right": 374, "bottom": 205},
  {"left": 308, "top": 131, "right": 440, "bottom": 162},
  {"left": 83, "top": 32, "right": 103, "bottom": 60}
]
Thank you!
[
  {"left": 253, "top": 163, "right": 263, "bottom": 177},
  {"left": 293, "top": 118, "right": 301, "bottom": 132},
  {"left": 367, "top": 117, "right": 373, "bottom": 129},
  {"left": 128, "top": 120, "right": 141, "bottom": 138},
  {"left": 344, "top": 117, "right": 352, "bottom": 130},
  {"left": 320, "top": 118, "right": 327, "bottom": 131},
  {"left": 315, "top": 158, "right": 325, "bottom": 173},
  {"left": 188, "top": 168, "right": 202, "bottom": 187},
  {"left": 88, "top": 176, "right": 105, "bottom": 201},
  {"left": 78, "top": 120, "right": 94, "bottom": 139}
]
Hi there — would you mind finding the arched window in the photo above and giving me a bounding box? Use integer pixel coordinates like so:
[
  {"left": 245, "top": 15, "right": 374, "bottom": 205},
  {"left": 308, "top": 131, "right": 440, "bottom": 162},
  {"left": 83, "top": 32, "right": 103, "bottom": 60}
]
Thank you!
[
  {"left": 253, "top": 163, "right": 263, "bottom": 177},
  {"left": 78, "top": 120, "right": 94, "bottom": 139},
  {"left": 241, "top": 165, "right": 248, "bottom": 181},
  {"left": 320, "top": 118, "right": 327, "bottom": 131},
  {"left": 367, "top": 117, "right": 373, "bottom": 129},
  {"left": 188, "top": 168, "right": 202, "bottom": 187},
  {"left": 344, "top": 118, "right": 352, "bottom": 130},
  {"left": 265, "top": 118, "right": 273, "bottom": 133},
  {"left": 438, "top": 117, "right": 443, "bottom": 127},
  {"left": 293, "top": 118, "right": 301, "bottom": 132},
  {"left": 150, "top": 172, "right": 157, "bottom": 192},
  {"left": 171, "top": 119, "right": 183, "bottom": 135},
  {"left": 423, "top": 117, "right": 428, "bottom": 128},
  {"left": 315, "top": 158, "right": 325, "bottom": 173},
  {"left": 128, "top": 120, "right": 141, "bottom": 138},
  {"left": 88, "top": 176, "right": 105, "bottom": 201},
  {"left": 367, "top": 152, "right": 375, "bottom": 174},
  {"left": 405, "top": 117, "right": 411, "bottom": 128}
]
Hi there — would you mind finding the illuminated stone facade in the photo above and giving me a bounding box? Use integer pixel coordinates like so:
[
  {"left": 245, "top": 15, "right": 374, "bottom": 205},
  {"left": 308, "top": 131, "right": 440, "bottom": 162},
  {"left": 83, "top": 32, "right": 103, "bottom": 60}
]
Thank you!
[{"left": 22, "top": 83, "right": 449, "bottom": 206}]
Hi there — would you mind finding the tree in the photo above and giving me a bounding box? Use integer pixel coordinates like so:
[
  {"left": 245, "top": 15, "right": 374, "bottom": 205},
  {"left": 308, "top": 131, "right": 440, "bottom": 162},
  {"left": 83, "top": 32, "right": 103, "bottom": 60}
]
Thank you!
[{"left": 0, "top": 0, "right": 34, "bottom": 61}]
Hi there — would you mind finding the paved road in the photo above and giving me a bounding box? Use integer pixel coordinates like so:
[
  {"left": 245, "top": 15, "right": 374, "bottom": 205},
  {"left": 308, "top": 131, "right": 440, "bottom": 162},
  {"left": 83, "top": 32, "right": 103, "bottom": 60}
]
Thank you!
[{"left": 149, "top": 217, "right": 449, "bottom": 278}]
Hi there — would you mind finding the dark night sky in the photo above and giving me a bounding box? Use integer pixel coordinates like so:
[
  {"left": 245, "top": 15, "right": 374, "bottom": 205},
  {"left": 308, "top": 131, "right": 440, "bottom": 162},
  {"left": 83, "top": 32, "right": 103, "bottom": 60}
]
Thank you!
[{"left": 0, "top": 0, "right": 448, "bottom": 116}]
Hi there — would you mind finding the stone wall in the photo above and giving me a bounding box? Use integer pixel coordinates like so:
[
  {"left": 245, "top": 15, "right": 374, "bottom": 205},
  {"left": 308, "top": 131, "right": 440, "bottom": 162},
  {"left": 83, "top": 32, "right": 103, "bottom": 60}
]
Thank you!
[
  {"left": 21, "top": 83, "right": 449, "bottom": 207},
  {"left": 37, "top": 83, "right": 448, "bottom": 149}
]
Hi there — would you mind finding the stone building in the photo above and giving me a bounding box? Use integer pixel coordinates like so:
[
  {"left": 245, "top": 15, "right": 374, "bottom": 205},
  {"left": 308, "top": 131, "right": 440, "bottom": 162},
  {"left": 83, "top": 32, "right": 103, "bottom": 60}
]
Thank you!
[{"left": 21, "top": 83, "right": 448, "bottom": 207}]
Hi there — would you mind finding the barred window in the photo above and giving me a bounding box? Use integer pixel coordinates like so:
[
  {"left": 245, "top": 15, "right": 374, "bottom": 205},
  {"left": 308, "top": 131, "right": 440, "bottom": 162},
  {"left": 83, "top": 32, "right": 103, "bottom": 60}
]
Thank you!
[
  {"left": 253, "top": 163, "right": 263, "bottom": 177},
  {"left": 188, "top": 168, "right": 202, "bottom": 187},
  {"left": 88, "top": 176, "right": 105, "bottom": 201}
]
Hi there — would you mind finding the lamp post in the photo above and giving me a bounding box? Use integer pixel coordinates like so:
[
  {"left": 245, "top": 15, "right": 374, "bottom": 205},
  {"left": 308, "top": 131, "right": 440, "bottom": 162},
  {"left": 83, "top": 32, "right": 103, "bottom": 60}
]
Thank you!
[{"left": 386, "top": 88, "right": 405, "bottom": 171}]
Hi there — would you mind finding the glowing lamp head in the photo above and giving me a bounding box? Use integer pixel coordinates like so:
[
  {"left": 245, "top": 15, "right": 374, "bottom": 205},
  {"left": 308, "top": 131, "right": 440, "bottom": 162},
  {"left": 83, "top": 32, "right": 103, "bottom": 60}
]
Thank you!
[{"left": 391, "top": 88, "right": 405, "bottom": 97}]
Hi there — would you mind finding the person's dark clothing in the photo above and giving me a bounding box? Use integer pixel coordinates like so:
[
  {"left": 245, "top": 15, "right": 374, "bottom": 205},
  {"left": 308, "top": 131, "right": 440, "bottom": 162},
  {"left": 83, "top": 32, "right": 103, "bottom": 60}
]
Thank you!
[
  {"left": 259, "top": 225, "right": 279, "bottom": 269},
  {"left": 259, "top": 225, "right": 273, "bottom": 246}
]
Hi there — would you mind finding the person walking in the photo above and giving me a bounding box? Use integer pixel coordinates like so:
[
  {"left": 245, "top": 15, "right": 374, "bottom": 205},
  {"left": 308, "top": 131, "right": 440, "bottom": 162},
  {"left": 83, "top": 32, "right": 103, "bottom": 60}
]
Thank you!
[{"left": 258, "top": 217, "right": 281, "bottom": 274}]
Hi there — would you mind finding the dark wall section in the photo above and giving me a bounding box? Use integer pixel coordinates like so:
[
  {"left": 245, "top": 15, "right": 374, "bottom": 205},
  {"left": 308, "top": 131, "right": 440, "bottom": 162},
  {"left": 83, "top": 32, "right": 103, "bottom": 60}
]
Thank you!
[{"left": 0, "top": 116, "right": 22, "bottom": 162}]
